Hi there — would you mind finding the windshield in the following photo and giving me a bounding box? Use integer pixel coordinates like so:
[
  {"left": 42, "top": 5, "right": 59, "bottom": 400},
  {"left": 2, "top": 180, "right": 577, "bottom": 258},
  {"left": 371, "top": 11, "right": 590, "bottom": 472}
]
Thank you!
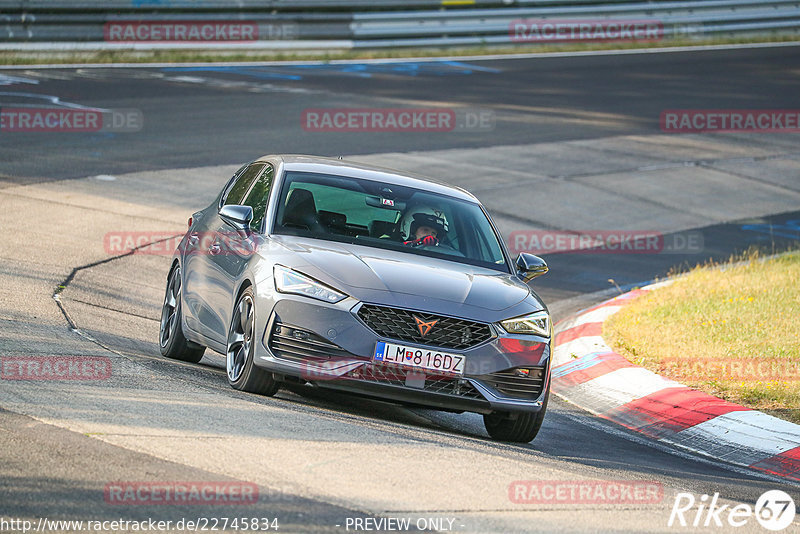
[{"left": 272, "top": 171, "right": 508, "bottom": 272}]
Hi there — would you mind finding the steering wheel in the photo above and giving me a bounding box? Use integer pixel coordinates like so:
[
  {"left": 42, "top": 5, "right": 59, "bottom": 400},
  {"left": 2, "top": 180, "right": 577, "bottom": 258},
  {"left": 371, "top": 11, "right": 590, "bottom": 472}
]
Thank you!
[{"left": 418, "top": 243, "right": 465, "bottom": 257}]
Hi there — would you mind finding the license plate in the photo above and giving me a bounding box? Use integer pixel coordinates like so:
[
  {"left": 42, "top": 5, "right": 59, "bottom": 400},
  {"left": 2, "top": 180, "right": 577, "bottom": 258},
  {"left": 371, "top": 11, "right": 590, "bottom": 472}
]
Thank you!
[{"left": 373, "top": 341, "right": 465, "bottom": 375}]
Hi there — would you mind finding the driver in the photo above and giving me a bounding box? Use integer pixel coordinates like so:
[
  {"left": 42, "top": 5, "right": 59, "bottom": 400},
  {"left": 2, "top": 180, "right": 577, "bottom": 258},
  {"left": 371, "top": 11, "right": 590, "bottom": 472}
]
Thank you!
[{"left": 398, "top": 205, "right": 449, "bottom": 248}]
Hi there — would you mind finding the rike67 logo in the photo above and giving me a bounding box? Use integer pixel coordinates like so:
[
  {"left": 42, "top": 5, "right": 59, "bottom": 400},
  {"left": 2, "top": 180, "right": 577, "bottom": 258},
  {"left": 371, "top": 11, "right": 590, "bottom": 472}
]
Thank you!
[{"left": 669, "top": 490, "right": 796, "bottom": 531}]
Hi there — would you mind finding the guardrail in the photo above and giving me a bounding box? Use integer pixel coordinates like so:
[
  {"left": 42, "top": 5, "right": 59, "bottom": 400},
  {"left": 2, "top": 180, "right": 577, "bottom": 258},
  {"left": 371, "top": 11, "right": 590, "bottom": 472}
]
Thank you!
[
  {"left": 0, "top": 0, "right": 660, "bottom": 10},
  {"left": 0, "top": 0, "right": 798, "bottom": 50},
  {"left": 351, "top": 0, "right": 800, "bottom": 47}
]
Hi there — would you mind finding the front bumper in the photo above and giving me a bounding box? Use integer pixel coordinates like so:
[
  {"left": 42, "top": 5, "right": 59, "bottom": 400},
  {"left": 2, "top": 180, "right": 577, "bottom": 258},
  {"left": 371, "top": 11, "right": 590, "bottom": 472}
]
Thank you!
[{"left": 253, "top": 297, "right": 551, "bottom": 414}]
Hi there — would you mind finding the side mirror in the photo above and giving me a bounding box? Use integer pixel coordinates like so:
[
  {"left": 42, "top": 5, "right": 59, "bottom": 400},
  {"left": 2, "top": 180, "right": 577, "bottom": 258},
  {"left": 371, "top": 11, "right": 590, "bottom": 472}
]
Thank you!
[
  {"left": 219, "top": 204, "right": 253, "bottom": 230},
  {"left": 516, "top": 253, "right": 548, "bottom": 281}
]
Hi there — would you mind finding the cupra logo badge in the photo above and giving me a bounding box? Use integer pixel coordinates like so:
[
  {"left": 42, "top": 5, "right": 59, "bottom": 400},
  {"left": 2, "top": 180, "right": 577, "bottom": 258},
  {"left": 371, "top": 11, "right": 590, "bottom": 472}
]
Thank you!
[{"left": 413, "top": 316, "right": 438, "bottom": 337}]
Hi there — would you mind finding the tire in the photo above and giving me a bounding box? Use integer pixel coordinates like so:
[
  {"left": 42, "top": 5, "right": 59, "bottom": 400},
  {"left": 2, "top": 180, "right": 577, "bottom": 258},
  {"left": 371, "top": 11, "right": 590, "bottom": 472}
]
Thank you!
[
  {"left": 226, "top": 286, "right": 280, "bottom": 396},
  {"left": 483, "top": 388, "right": 549, "bottom": 443},
  {"left": 160, "top": 265, "right": 205, "bottom": 363}
]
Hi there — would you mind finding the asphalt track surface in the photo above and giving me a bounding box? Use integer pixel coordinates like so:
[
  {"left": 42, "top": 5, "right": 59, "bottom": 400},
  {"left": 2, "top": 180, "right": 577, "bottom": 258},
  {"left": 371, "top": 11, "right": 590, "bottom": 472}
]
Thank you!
[{"left": 1, "top": 44, "right": 800, "bottom": 533}]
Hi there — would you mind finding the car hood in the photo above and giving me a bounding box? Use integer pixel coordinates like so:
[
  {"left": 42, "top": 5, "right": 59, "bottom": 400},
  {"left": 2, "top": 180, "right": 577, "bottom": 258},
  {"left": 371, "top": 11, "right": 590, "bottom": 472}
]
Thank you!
[{"left": 269, "top": 236, "right": 537, "bottom": 314}]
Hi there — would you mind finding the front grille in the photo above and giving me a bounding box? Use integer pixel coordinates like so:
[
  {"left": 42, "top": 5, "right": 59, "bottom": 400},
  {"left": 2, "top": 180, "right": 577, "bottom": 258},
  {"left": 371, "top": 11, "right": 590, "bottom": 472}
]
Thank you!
[
  {"left": 474, "top": 367, "right": 546, "bottom": 400},
  {"left": 342, "top": 363, "right": 484, "bottom": 400},
  {"left": 357, "top": 304, "right": 493, "bottom": 350},
  {"left": 268, "top": 323, "right": 352, "bottom": 362}
]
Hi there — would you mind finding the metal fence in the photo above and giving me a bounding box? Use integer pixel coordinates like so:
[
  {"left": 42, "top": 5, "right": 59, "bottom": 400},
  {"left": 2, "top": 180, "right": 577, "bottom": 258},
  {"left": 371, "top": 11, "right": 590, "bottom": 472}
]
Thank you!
[{"left": 0, "top": 0, "right": 798, "bottom": 50}]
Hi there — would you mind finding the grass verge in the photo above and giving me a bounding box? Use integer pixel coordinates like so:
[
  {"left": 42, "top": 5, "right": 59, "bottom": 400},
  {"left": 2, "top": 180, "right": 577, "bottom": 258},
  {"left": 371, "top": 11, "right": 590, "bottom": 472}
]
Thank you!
[
  {"left": 1, "top": 35, "right": 798, "bottom": 65},
  {"left": 604, "top": 251, "right": 800, "bottom": 424}
]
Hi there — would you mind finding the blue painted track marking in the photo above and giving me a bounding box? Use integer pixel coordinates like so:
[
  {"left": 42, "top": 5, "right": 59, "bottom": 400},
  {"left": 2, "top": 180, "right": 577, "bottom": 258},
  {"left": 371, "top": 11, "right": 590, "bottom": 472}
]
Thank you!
[
  {"left": 551, "top": 351, "right": 614, "bottom": 377},
  {"left": 161, "top": 61, "right": 500, "bottom": 81},
  {"left": 741, "top": 219, "right": 800, "bottom": 240},
  {"left": 162, "top": 67, "right": 303, "bottom": 81}
]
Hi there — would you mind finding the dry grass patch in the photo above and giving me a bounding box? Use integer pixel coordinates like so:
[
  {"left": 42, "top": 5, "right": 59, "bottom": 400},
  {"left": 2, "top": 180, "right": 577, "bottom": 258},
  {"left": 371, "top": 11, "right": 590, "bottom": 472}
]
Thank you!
[{"left": 605, "top": 251, "right": 800, "bottom": 423}]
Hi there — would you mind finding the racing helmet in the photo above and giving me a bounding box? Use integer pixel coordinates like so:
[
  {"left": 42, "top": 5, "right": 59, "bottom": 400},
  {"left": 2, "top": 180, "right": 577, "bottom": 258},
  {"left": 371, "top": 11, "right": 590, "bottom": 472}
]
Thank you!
[{"left": 398, "top": 205, "right": 449, "bottom": 241}]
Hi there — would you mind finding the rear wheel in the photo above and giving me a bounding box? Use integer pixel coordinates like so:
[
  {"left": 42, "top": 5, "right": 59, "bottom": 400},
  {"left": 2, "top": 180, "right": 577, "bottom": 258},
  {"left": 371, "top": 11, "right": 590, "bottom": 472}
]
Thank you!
[
  {"left": 483, "top": 388, "right": 549, "bottom": 443},
  {"left": 226, "top": 287, "right": 279, "bottom": 396},
  {"left": 160, "top": 265, "right": 205, "bottom": 363}
]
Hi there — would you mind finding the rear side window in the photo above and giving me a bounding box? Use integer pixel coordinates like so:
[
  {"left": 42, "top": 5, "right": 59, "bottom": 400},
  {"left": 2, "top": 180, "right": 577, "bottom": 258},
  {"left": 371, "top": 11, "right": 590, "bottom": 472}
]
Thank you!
[
  {"left": 241, "top": 164, "right": 274, "bottom": 232},
  {"left": 224, "top": 163, "right": 266, "bottom": 206}
]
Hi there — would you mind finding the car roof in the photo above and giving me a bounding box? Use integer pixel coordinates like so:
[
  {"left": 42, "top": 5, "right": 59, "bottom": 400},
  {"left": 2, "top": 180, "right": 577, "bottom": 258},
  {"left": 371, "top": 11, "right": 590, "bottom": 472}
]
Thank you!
[{"left": 255, "top": 154, "right": 480, "bottom": 203}]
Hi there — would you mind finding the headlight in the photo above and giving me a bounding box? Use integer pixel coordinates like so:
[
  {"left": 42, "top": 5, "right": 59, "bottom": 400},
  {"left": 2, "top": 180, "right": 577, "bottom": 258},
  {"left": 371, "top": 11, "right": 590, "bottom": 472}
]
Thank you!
[
  {"left": 500, "top": 311, "right": 551, "bottom": 337},
  {"left": 273, "top": 265, "right": 346, "bottom": 303}
]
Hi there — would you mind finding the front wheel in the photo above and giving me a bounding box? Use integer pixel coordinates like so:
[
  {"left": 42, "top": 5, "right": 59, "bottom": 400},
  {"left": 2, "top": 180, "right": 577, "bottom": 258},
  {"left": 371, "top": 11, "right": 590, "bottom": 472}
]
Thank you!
[
  {"left": 160, "top": 265, "right": 205, "bottom": 363},
  {"left": 226, "top": 287, "right": 279, "bottom": 396},
  {"left": 483, "top": 388, "right": 549, "bottom": 443}
]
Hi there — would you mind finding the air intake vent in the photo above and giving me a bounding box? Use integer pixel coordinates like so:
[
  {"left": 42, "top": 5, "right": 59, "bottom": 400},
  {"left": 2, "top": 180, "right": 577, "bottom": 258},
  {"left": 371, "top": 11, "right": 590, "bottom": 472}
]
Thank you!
[
  {"left": 474, "top": 367, "right": 546, "bottom": 400},
  {"left": 342, "top": 362, "right": 484, "bottom": 400},
  {"left": 269, "top": 323, "right": 351, "bottom": 362}
]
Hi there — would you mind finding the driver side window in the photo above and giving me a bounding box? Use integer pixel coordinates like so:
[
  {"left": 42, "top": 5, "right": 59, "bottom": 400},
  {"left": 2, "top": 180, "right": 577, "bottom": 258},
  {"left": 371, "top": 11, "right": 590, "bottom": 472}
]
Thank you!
[
  {"left": 241, "top": 164, "right": 274, "bottom": 232},
  {"left": 223, "top": 163, "right": 265, "bottom": 207}
]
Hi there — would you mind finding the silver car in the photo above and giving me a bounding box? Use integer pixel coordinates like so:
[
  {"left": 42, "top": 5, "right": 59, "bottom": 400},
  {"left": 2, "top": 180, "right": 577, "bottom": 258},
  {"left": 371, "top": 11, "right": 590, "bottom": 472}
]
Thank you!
[{"left": 159, "top": 155, "right": 552, "bottom": 442}]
